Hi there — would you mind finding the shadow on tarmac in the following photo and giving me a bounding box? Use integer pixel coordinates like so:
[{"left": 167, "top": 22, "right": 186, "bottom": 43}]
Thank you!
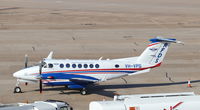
[{"left": 34, "top": 80, "right": 200, "bottom": 98}]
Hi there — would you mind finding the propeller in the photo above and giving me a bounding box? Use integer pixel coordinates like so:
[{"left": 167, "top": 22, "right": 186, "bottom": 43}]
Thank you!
[
  {"left": 24, "top": 54, "right": 28, "bottom": 68},
  {"left": 39, "top": 60, "right": 44, "bottom": 93},
  {"left": 23, "top": 51, "right": 53, "bottom": 93}
]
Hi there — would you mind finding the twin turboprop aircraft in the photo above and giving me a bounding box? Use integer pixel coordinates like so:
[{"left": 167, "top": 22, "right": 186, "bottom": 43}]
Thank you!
[{"left": 13, "top": 37, "right": 183, "bottom": 95}]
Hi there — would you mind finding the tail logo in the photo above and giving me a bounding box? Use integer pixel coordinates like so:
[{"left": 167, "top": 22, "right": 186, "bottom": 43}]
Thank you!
[{"left": 155, "top": 43, "right": 168, "bottom": 63}]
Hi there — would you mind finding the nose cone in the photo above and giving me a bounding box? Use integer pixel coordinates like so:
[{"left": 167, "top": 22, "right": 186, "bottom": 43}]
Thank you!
[
  {"left": 13, "top": 70, "right": 22, "bottom": 78},
  {"left": 13, "top": 66, "right": 39, "bottom": 81}
]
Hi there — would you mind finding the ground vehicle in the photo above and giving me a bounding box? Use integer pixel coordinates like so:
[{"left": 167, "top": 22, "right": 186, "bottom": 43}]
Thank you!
[
  {"left": 90, "top": 92, "right": 200, "bottom": 110},
  {"left": 0, "top": 100, "right": 72, "bottom": 110}
]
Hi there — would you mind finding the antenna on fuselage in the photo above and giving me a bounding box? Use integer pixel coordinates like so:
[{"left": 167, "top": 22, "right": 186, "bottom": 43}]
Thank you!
[{"left": 99, "top": 57, "right": 103, "bottom": 60}]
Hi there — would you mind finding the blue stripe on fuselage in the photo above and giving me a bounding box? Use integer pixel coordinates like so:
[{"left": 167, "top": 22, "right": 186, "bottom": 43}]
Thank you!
[
  {"left": 41, "top": 70, "right": 136, "bottom": 86},
  {"left": 44, "top": 81, "right": 75, "bottom": 86},
  {"left": 44, "top": 81, "right": 87, "bottom": 88},
  {"left": 42, "top": 73, "right": 99, "bottom": 80},
  {"left": 41, "top": 70, "right": 136, "bottom": 80}
]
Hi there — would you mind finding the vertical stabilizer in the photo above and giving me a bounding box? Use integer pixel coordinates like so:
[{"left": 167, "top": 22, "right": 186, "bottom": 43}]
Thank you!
[{"left": 137, "top": 37, "right": 183, "bottom": 66}]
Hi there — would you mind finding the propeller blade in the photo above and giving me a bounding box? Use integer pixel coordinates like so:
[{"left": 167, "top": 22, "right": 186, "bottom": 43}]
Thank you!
[
  {"left": 24, "top": 54, "right": 28, "bottom": 68},
  {"left": 39, "top": 60, "right": 44, "bottom": 94},
  {"left": 39, "top": 79, "right": 42, "bottom": 93}
]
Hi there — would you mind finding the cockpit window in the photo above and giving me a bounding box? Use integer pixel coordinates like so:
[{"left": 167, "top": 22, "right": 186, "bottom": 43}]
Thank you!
[
  {"left": 60, "top": 64, "right": 64, "bottom": 68},
  {"left": 48, "top": 63, "right": 53, "bottom": 68},
  {"left": 43, "top": 62, "right": 47, "bottom": 68}
]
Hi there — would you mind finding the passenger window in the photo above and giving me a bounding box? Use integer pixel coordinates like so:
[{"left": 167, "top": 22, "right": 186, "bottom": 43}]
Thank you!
[
  {"left": 115, "top": 64, "right": 119, "bottom": 68},
  {"left": 89, "top": 64, "right": 94, "bottom": 68},
  {"left": 78, "top": 64, "right": 82, "bottom": 68},
  {"left": 95, "top": 64, "right": 99, "bottom": 68},
  {"left": 60, "top": 64, "right": 64, "bottom": 68},
  {"left": 83, "top": 64, "right": 88, "bottom": 68},
  {"left": 66, "top": 63, "right": 70, "bottom": 68},
  {"left": 48, "top": 63, "right": 53, "bottom": 68},
  {"left": 72, "top": 64, "right": 76, "bottom": 68}
]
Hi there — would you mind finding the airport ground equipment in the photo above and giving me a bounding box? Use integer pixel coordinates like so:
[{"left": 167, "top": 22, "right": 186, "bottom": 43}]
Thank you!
[
  {"left": 89, "top": 92, "right": 200, "bottom": 110},
  {"left": 0, "top": 100, "right": 73, "bottom": 110}
]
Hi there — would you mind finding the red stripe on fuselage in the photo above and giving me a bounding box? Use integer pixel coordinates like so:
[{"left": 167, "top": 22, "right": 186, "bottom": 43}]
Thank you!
[
  {"left": 148, "top": 42, "right": 160, "bottom": 47},
  {"left": 72, "top": 72, "right": 124, "bottom": 75}
]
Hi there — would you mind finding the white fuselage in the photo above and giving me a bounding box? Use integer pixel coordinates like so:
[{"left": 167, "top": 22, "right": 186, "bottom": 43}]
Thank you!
[{"left": 13, "top": 57, "right": 156, "bottom": 85}]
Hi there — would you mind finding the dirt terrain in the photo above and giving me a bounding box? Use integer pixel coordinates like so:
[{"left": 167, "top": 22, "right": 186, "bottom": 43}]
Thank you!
[{"left": 0, "top": 0, "right": 200, "bottom": 110}]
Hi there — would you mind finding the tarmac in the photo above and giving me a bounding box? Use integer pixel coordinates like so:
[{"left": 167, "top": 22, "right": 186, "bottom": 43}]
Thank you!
[{"left": 0, "top": 0, "right": 200, "bottom": 110}]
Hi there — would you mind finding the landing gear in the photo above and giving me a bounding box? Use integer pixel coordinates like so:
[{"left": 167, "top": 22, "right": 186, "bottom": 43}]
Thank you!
[
  {"left": 14, "top": 79, "right": 22, "bottom": 93},
  {"left": 14, "top": 87, "right": 22, "bottom": 93},
  {"left": 80, "top": 88, "right": 87, "bottom": 95}
]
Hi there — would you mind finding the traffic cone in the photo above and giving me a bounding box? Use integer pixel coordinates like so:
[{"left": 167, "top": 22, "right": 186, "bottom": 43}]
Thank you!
[{"left": 187, "top": 80, "right": 192, "bottom": 88}]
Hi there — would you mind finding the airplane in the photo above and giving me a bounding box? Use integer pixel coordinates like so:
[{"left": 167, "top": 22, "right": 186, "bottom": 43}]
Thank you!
[{"left": 13, "top": 37, "right": 183, "bottom": 95}]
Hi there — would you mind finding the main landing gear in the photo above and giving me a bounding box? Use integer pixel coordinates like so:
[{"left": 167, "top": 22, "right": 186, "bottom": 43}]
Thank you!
[{"left": 80, "top": 88, "right": 87, "bottom": 95}]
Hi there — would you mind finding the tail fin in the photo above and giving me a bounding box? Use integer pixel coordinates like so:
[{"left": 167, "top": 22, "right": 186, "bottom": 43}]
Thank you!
[{"left": 137, "top": 37, "right": 183, "bottom": 66}]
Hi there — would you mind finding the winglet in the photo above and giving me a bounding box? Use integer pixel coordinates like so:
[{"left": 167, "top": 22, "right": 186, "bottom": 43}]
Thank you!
[{"left": 46, "top": 51, "right": 53, "bottom": 59}]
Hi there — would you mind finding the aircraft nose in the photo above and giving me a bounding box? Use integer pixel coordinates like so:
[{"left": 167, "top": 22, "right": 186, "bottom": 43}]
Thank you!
[
  {"left": 13, "top": 71, "right": 18, "bottom": 78},
  {"left": 13, "top": 71, "right": 22, "bottom": 78}
]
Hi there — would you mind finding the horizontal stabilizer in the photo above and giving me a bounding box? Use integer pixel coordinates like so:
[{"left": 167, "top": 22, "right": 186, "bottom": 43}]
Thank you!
[
  {"left": 150, "top": 37, "right": 184, "bottom": 44},
  {"left": 128, "top": 68, "right": 151, "bottom": 76}
]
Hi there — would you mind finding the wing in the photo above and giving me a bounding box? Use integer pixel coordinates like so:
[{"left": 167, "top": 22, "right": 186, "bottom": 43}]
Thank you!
[{"left": 67, "top": 78, "right": 98, "bottom": 89}]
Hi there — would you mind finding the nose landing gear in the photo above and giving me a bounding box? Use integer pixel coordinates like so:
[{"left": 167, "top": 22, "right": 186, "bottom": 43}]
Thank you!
[
  {"left": 14, "top": 86, "right": 22, "bottom": 93},
  {"left": 14, "top": 79, "right": 22, "bottom": 93}
]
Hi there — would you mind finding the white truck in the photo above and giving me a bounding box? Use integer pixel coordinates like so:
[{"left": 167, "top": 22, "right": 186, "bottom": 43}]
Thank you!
[
  {"left": 0, "top": 100, "right": 73, "bottom": 110},
  {"left": 90, "top": 92, "right": 200, "bottom": 110}
]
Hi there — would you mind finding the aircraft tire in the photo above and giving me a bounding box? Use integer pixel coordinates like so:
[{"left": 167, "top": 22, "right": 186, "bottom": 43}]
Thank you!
[
  {"left": 14, "top": 87, "right": 22, "bottom": 93},
  {"left": 80, "top": 89, "right": 87, "bottom": 95}
]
